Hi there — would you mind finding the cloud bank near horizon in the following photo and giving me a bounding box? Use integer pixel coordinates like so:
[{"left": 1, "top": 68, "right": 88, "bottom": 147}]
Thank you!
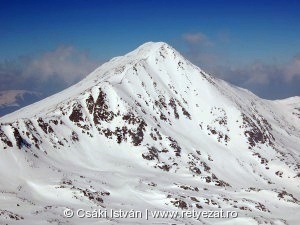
[
  {"left": 0, "top": 46, "right": 99, "bottom": 96},
  {"left": 182, "top": 32, "right": 300, "bottom": 99}
]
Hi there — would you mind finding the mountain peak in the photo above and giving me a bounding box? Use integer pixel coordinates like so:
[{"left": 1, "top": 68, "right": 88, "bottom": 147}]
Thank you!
[
  {"left": 107, "top": 41, "right": 177, "bottom": 64},
  {"left": 134, "top": 41, "right": 169, "bottom": 52},
  {"left": 86, "top": 41, "right": 195, "bottom": 86}
]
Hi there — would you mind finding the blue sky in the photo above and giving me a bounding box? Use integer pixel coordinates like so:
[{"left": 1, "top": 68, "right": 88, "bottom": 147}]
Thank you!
[{"left": 1, "top": 0, "right": 300, "bottom": 99}]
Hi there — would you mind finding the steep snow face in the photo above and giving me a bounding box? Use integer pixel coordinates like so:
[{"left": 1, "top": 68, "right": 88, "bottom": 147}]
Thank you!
[{"left": 0, "top": 42, "right": 299, "bottom": 225}]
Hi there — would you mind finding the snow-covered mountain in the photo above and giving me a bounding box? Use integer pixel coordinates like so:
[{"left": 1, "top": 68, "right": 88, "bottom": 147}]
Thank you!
[
  {"left": 0, "top": 42, "right": 299, "bottom": 225},
  {"left": 0, "top": 90, "right": 42, "bottom": 117}
]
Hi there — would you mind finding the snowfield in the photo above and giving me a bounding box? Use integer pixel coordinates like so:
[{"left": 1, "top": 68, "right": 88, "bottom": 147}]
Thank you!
[{"left": 0, "top": 42, "right": 299, "bottom": 225}]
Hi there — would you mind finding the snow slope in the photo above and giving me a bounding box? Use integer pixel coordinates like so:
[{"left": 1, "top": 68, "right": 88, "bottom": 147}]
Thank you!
[{"left": 0, "top": 42, "right": 299, "bottom": 225}]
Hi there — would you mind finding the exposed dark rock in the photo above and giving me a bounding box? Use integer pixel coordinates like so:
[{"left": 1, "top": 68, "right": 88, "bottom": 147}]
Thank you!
[
  {"left": 171, "top": 199, "right": 188, "bottom": 209},
  {"left": 13, "top": 128, "right": 30, "bottom": 149},
  {"left": 168, "top": 137, "right": 181, "bottom": 157},
  {"left": 93, "top": 89, "right": 114, "bottom": 125},
  {"left": 0, "top": 127, "right": 13, "bottom": 148},
  {"left": 37, "top": 118, "right": 54, "bottom": 134}
]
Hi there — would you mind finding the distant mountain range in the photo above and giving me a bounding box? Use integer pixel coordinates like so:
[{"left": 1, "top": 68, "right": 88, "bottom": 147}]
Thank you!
[
  {"left": 0, "top": 90, "right": 42, "bottom": 117},
  {"left": 0, "top": 42, "right": 299, "bottom": 224}
]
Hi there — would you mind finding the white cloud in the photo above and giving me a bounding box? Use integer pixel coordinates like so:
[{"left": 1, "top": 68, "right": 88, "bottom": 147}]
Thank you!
[
  {"left": 284, "top": 55, "right": 300, "bottom": 82},
  {"left": 23, "top": 46, "right": 98, "bottom": 84},
  {"left": 182, "top": 32, "right": 213, "bottom": 46}
]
